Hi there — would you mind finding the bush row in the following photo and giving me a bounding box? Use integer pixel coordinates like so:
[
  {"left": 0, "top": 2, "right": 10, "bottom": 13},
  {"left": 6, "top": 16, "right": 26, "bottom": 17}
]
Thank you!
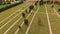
[
  {"left": 0, "top": 1, "right": 23, "bottom": 12},
  {"left": 58, "top": 9, "right": 60, "bottom": 12}
]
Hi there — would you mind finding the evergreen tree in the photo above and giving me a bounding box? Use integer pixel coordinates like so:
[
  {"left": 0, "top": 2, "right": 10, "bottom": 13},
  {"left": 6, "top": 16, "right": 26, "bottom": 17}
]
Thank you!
[
  {"left": 18, "top": 26, "right": 21, "bottom": 29},
  {"left": 24, "top": 19, "right": 29, "bottom": 26},
  {"left": 29, "top": 5, "right": 34, "bottom": 13},
  {"left": 39, "top": 0, "right": 43, "bottom": 5},
  {"left": 35, "top": 1, "right": 38, "bottom": 6},
  {"left": 22, "top": 13, "right": 25, "bottom": 18},
  {"left": 58, "top": 9, "right": 60, "bottom": 12},
  {"left": 51, "top": 5, "right": 54, "bottom": 8}
]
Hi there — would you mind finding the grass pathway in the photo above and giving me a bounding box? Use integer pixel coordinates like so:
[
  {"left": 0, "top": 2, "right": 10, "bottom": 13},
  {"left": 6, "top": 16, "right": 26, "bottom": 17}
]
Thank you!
[
  {"left": 25, "top": 7, "right": 39, "bottom": 34},
  {"left": 45, "top": 4, "right": 52, "bottom": 34}
]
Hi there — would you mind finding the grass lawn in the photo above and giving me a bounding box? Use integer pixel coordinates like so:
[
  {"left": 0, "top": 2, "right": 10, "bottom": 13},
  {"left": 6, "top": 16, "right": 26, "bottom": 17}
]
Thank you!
[
  {"left": 0, "top": 2, "right": 60, "bottom": 34},
  {"left": 54, "top": 4, "right": 60, "bottom": 15},
  {"left": 0, "top": 2, "right": 31, "bottom": 26},
  {"left": 55, "top": 4, "right": 60, "bottom": 9},
  {"left": 0, "top": 2, "right": 31, "bottom": 34},
  {"left": 0, "top": 2, "right": 28, "bottom": 21},
  {"left": 17, "top": 5, "right": 38, "bottom": 34},
  {"left": 28, "top": 5, "right": 50, "bottom": 34},
  {"left": 47, "top": 4, "right": 60, "bottom": 34}
]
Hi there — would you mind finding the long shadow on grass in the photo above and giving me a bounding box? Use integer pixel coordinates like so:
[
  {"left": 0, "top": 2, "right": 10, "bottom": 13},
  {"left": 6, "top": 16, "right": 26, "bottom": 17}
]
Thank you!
[{"left": 37, "top": 16, "right": 44, "bottom": 27}]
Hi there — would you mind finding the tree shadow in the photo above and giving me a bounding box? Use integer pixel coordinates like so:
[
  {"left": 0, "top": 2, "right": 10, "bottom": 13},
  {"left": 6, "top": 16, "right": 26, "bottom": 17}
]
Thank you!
[
  {"left": 24, "top": 18, "right": 29, "bottom": 26},
  {"left": 37, "top": 16, "right": 44, "bottom": 27}
]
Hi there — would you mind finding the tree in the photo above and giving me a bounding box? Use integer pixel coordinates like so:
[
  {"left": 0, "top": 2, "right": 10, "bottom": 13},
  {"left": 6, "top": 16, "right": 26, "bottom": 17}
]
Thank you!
[
  {"left": 25, "top": 9, "right": 28, "bottom": 13},
  {"left": 18, "top": 25, "right": 21, "bottom": 29},
  {"left": 51, "top": 0, "right": 54, "bottom": 8},
  {"left": 24, "top": 19, "right": 29, "bottom": 26},
  {"left": 39, "top": 0, "right": 44, "bottom": 5},
  {"left": 48, "top": 0, "right": 50, "bottom": 4},
  {"left": 18, "top": 25, "right": 23, "bottom": 31},
  {"left": 22, "top": 13, "right": 25, "bottom": 18},
  {"left": 29, "top": 5, "right": 34, "bottom": 13},
  {"left": 58, "top": 9, "right": 60, "bottom": 12},
  {"left": 51, "top": 4, "right": 54, "bottom": 8},
  {"left": 35, "top": 1, "right": 38, "bottom": 6}
]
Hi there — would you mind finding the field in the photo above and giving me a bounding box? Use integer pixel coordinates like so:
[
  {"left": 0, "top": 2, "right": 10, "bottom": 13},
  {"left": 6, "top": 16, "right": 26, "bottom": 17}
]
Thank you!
[{"left": 0, "top": 1, "right": 60, "bottom": 34}]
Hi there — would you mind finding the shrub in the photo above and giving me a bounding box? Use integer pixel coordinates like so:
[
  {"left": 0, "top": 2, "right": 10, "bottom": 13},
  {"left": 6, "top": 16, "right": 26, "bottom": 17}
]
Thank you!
[
  {"left": 25, "top": 9, "right": 28, "bottom": 13},
  {"left": 22, "top": 13, "right": 25, "bottom": 18},
  {"left": 35, "top": 1, "right": 38, "bottom": 6},
  {"left": 51, "top": 5, "right": 54, "bottom": 8},
  {"left": 24, "top": 19, "right": 29, "bottom": 26},
  {"left": 58, "top": 9, "right": 60, "bottom": 12},
  {"left": 0, "top": 2, "right": 24, "bottom": 12},
  {"left": 39, "top": 0, "right": 43, "bottom": 5},
  {"left": 29, "top": 5, "right": 34, "bottom": 13}
]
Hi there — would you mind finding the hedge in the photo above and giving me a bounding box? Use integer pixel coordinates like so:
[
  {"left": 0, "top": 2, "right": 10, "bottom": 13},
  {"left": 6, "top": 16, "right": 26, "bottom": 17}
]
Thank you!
[
  {"left": 58, "top": 9, "right": 60, "bottom": 12},
  {"left": 0, "top": 1, "right": 23, "bottom": 12}
]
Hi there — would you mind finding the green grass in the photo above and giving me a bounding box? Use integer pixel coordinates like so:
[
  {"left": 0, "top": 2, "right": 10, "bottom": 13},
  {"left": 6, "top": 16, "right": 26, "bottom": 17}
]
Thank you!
[
  {"left": 47, "top": 4, "right": 60, "bottom": 34},
  {"left": 17, "top": 5, "right": 38, "bottom": 34},
  {"left": 0, "top": 2, "right": 31, "bottom": 34},
  {"left": 1, "top": 3, "right": 60, "bottom": 34},
  {"left": 48, "top": 11, "right": 60, "bottom": 34},
  {"left": 55, "top": 4, "right": 60, "bottom": 9},
  {"left": 0, "top": 2, "right": 29, "bottom": 27},
  {"left": 0, "top": 4, "right": 50, "bottom": 34},
  {"left": 54, "top": 4, "right": 60, "bottom": 15},
  {"left": 28, "top": 5, "right": 49, "bottom": 34},
  {"left": 0, "top": 2, "right": 27, "bottom": 21},
  {"left": 0, "top": 2, "right": 30, "bottom": 26}
]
